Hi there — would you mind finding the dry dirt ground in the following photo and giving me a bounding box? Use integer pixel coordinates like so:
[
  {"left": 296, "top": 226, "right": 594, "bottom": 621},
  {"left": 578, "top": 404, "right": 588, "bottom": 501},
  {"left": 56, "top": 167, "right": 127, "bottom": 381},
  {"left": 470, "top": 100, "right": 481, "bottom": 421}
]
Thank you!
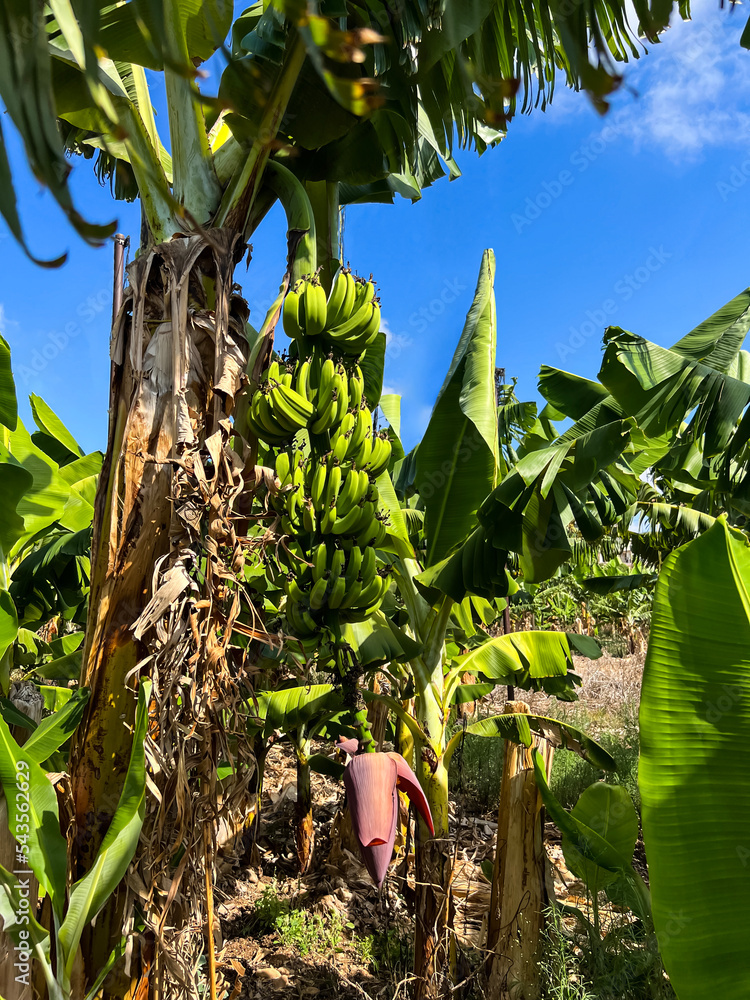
[{"left": 212, "top": 654, "right": 646, "bottom": 1000}]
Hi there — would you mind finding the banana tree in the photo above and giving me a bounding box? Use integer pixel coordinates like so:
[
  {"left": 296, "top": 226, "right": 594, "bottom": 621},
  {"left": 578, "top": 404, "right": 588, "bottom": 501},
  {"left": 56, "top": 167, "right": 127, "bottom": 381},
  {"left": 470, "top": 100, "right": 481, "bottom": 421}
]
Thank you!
[{"left": 366, "top": 250, "right": 638, "bottom": 997}]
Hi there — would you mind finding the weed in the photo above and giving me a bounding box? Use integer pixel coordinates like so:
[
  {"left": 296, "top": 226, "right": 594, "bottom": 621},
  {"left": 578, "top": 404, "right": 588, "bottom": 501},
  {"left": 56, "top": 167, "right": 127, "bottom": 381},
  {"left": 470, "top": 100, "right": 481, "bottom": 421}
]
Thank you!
[
  {"left": 274, "top": 907, "right": 346, "bottom": 957},
  {"left": 539, "top": 907, "right": 675, "bottom": 1000},
  {"left": 539, "top": 908, "right": 595, "bottom": 999},
  {"left": 251, "top": 882, "right": 289, "bottom": 931},
  {"left": 357, "top": 927, "right": 413, "bottom": 976}
]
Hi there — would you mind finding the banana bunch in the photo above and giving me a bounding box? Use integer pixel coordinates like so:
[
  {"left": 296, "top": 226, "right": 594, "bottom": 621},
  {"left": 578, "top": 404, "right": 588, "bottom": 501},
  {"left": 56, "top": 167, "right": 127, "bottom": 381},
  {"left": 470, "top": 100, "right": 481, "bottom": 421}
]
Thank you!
[
  {"left": 280, "top": 537, "right": 392, "bottom": 623},
  {"left": 283, "top": 271, "right": 381, "bottom": 358},
  {"left": 245, "top": 360, "right": 314, "bottom": 445}
]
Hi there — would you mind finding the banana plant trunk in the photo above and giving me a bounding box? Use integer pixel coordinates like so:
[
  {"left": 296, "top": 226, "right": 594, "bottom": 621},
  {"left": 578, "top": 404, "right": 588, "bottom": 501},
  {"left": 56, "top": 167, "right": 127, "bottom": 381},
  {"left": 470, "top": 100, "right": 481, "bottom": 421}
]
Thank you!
[
  {"left": 295, "top": 737, "right": 314, "bottom": 874},
  {"left": 68, "top": 230, "right": 247, "bottom": 998},
  {"left": 412, "top": 598, "right": 456, "bottom": 1000},
  {"left": 413, "top": 754, "right": 454, "bottom": 1000},
  {"left": 486, "top": 701, "right": 554, "bottom": 1000}
]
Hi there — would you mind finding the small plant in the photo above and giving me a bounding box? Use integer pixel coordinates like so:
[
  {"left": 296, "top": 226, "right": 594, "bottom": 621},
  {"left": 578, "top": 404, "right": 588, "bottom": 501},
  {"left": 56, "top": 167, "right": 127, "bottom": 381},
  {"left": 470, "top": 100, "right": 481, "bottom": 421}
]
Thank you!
[
  {"left": 539, "top": 908, "right": 595, "bottom": 1000},
  {"left": 358, "top": 927, "right": 414, "bottom": 976},
  {"left": 274, "top": 906, "right": 346, "bottom": 957},
  {"left": 251, "top": 883, "right": 289, "bottom": 932}
]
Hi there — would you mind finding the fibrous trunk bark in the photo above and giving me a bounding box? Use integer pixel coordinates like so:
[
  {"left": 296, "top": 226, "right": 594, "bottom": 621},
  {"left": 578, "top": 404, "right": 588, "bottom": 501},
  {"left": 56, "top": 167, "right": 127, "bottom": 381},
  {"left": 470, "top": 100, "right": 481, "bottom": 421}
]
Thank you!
[
  {"left": 486, "top": 701, "right": 554, "bottom": 1000},
  {"left": 68, "top": 230, "right": 248, "bottom": 998},
  {"left": 295, "top": 740, "right": 314, "bottom": 874}
]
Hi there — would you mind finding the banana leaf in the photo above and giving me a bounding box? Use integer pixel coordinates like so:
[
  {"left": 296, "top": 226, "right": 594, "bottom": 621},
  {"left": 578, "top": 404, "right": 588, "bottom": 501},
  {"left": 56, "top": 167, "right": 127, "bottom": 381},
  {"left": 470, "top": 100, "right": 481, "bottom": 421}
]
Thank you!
[
  {"left": 0, "top": 712, "right": 68, "bottom": 920},
  {"left": 0, "top": 331, "right": 16, "bottom": 431},
  {"left": 444, "top": 713, "right": 616, "bottom": 771},
  {"left": 21, "top": 687, "right": 89, "bottom": 763},
  {"left": 57, "top": 679, "right": 151, "bottom": 981},
  {"left": 639, "top": 518, "right": 750, "bottom": 1000},
  {"left": 415, "top": 250, "right": 499, "bottom": 566}
]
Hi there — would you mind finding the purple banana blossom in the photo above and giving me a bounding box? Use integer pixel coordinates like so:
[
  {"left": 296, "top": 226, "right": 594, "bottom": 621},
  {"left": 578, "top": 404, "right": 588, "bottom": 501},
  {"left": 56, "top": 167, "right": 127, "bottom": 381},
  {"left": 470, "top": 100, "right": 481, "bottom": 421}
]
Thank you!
[{"left": 338, "top": 738, "right": 434, "bottom": 888}]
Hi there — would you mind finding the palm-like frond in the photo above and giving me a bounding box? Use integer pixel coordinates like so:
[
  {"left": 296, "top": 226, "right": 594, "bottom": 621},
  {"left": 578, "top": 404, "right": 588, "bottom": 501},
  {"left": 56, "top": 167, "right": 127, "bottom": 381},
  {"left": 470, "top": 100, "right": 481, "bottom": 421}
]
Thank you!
[{"left": 1, "top": 0, "right": 705, "bottom": 259}]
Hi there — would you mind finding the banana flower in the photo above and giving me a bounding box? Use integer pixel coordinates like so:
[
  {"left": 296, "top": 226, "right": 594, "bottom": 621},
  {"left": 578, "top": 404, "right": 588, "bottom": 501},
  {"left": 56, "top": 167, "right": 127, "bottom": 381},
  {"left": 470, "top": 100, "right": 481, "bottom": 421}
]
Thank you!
[{"left": 338, "top": 738, "right": 434, "bottom": 888}]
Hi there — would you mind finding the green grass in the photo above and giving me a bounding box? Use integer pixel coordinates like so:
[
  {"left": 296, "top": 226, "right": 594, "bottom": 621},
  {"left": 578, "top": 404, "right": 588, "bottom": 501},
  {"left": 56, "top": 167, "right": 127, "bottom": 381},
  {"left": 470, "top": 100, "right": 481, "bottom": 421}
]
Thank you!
[{"left": 539, "top": 908, "right": 675, "bottom": 1000}]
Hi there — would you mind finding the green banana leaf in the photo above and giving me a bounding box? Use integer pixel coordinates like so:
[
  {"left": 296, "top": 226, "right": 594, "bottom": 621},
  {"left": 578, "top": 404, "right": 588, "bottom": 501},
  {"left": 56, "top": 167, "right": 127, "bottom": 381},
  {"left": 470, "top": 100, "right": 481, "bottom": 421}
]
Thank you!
[
  {"left": 247, "top": 685, "right": 343, "bottom": 739},
  {"left": 562, "top": 782, "right": 639, "bottom": 896},
  {"left": 21, "top": 688, "right": 89, "bottom": 763},
  {"left": 0, "top": 712, "right": 68, "bottom": 920},
  {"left": 0, "top": 696, "right": 37, "bottom": 731},
  {"left": 58, "top": 679, "right": 151, "bottom": 981},
  {"left": 0, "top": 331, "right": 17, "bottom": 431},
  {"left": 581, "top": 572, "right": 657, "bottom": 594},
  {"left": 639, "top": 518, "right": 750, "bottom": 1000},
  {"left": 40, "top": 684, "right": 74, "bottom": 712},
  {"left": 415, "top": 250, "right": 499, "bottom": 566},
  {"left": 0, "top": 864, "right": 53, "bottom": 988},
  {"left": 450, "top": 630, "right": 579, "bottom": 689},
  {"left": 341, "top": 611, "right": 422, "bottom": 667},
  {"left": 451, "top": 682, "right": 494, "bottom": 704},
  {"left": 444, "top": 713, "right": 616, "bottom": 771},
  {"left": 0, "top": 446, "right": 34, "bottom": 553},
  {"left": 415, "top": 525, "right": 510, "bottom": 604},
  {"left": 534, "top": 750, "right": 632, "bottom": 875},
  {"left": 29, "top": 394, "right": 84, "bottom": 465},
  {"left": 0, "top": 589, "right": 18, "bottom": 670}
]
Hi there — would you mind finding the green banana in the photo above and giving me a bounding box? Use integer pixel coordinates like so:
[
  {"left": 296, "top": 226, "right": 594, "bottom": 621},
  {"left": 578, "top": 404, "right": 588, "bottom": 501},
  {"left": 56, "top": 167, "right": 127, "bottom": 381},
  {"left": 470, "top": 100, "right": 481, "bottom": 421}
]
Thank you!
[
  {"left": 295, "top": 359, "right": 312, "bottom": 402},
  {"left": 286, "top": 576, "right": 309, "bottom": 605},
  {"left": 326, "top": 270, "right": 349, "bottom": 327},
  {"left": 331, "top": 502, "right": 366, "bottom": 536},
  {"left": 351, "top": 429, "right": 373, "bottom": 468},
  {"left": 366, "top": 433, "right": 392, "bottom": 477},
  {"left": 360, "top": 544, "right": 377, "bottom": 586},
  {"left": 331, "top": 424, "right": 350, "bottom": 464},
  {"left": 344, "top": 545, "right": 363, "bottom": 587},
  {"left": 312, "top": 542, "right": 328, "bottom": 582},
  {"left": 275, "top": 450, "right": 292, "bottom": 487},
  {"left": 335, "top": 467, "right": 364, "bottom": 513},
  {"left": 329, "top": 546, "right": 346, "bottom": 582},
  {"left": 283, "top": 283, "right": 304, "bottom": 341},
  {"left": 309, "top": 575, "right": 329, "bottom": 611},
  {"left": 320, "top": 505, "right": 336, "bottom": 534},
  {"left": 338, "top": 577, "right": 364, "bottom": 610},
  {"left": 356, "top": 516, "right": 380, "bottom": 548},
  {"left": 310, "top": 459, "right": 328, "bottom": 511},
  {"left": 328, "top": 574, "right": 347, "bottom": 609},
  {"left": 348, "top": 370, "right": 363, "bottom": 409},
  {"left": 346, "top": 407, "right": 371, "bottom": 459},
  {"left": 302, "top": 501, "right": 317, "bottom": 534},
  {"left": 303, "top": 277, "right": 327, "bottom": 336},
  {"left": 324, "top": 463, "right": 342, "bottom": 510}
]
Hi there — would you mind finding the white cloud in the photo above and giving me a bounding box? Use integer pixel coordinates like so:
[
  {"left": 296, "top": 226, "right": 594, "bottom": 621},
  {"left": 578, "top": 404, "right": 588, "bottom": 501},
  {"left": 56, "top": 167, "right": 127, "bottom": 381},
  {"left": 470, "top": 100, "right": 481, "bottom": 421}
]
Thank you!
[{"left": 614, "top": 0, "right": 750, "bottom": 157}]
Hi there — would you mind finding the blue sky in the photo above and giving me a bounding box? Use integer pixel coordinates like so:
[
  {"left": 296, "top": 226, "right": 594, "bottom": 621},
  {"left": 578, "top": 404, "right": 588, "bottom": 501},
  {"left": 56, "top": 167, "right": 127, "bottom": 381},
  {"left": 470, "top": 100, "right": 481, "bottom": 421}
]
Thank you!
[{"left": 3, "top": 0, "right": 750, "bottom": 454}]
